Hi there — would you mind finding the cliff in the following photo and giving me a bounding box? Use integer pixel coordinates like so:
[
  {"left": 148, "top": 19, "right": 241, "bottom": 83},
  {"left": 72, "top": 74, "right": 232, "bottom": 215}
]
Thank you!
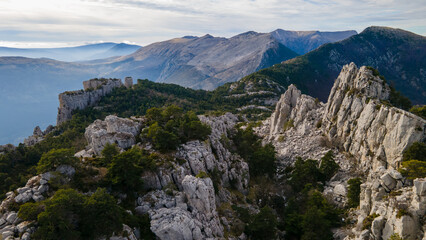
[
  {"left": 265, "top": 63, "right": 426, "bottom": 240},
  {"left": 56, "top": 78, "right": 122, "bottom": 125}
]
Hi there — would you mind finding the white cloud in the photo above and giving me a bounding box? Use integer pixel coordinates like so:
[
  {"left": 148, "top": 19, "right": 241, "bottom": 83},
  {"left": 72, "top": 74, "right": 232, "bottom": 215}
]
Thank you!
[{"left": 0, "top": 0, "right": 424, "bottom": 48}]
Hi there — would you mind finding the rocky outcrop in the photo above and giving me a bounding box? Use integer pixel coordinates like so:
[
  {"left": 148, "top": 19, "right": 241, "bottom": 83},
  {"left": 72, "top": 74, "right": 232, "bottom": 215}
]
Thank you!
[
  {"left": 57, "top": 78, "right": 122, "bottom": 125},
  {"left": 124, "top": 77, "right": 133, "bottom": 88},
  {"left": 0, "top": 165, "right": 75, "bottom": 240},
  {"left": 138, "top": 175, "right": 224, "bottom": 240},
  {"left": 355, "top": 177, "right": 425, "bottom": 240},
  {"left": 140, "top": 113, "right": 249, "bottom": 194},
  {"left": 263, "top": 63, "right": 426, "bottom": 239},
  {"left": 23, "top": 125, "right": 54, "bottom": 147},
  {"left": 323, "top": 63, "right": 425, "bottom": 171},
  {"left": 83, "top": 115, "right": 144, "bottom": 155}
]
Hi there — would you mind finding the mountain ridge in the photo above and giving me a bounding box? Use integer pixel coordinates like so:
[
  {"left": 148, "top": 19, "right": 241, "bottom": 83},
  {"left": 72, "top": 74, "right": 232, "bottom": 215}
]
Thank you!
[{"left": 236, "top": 26, "right": 426, "bottom": 104}]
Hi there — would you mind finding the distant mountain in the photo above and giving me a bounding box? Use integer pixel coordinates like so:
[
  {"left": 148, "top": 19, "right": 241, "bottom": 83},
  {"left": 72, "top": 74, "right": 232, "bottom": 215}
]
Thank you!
[
  {"left": 236, "top": 26, "right": 426, "bottom": 104},
  {"left": 271, "top": 29, "right": 357, "bottom": 54},
  {"left": 102, "top": 31, "right": 299, "bottom": 90},
  {"left": 0, "top": 42, "right": 141, "bottom": 62}
]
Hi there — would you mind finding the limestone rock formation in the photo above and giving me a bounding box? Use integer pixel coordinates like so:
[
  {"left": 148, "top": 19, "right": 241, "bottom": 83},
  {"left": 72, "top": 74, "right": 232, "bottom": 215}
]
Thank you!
[
  {"left": 57, "top": 78, "right": 122, "bottom": 125},
  {"left": 262, "top": 62, "right": 426, "bottom": 239},
  {"left": 0, "top": 165, "right": 77, "bottom": 239},
  {"left": 23, "top": 125, "right": 54, "bottom": 147},
  {"left": 140, "top": 175, "right": 224, "bottom": 240},
  {"left": 124, "top": 77, "right": 133, "bottom": 88},
  {"left": 322, "top": 63, "right": 425, "bottom": 171},
  {"left": 84, "top": 115, "right": 144, "bottom": 155}
]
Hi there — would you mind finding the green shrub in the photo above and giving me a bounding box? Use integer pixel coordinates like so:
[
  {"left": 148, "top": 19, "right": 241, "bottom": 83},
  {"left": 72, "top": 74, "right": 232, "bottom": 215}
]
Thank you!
[
  {"left": 396, "top": 208, "right": 409, "bottom": 218},
  {"left": 402, "top": 142, "right": 426, "bottom": 162},
  {"left": 347, "top": 178, "right": 362, "bottom": 208},
  {"left": 106, "top": 148, "right": 144, "bottom": 193},
  {"left": 33, "top": 189, "right": 86, "bottom": 240},
  {"left": 389, "top": 233, "right": 403, "bottom": 240},
  {"left": 283, "top": 119, "right": 294, "bottom": 131},
  {"left": 319, "top": 151, "right": 339, "bottom": 182},
  {"left": 36, "top": 148, "right": 78, "bottom": 174},
  {"left": 144, "top": 106, "right": 211, "bottom": 152},
  {"left": 101, "top": 143, "right": 120, "bottom": 165},
  {"left": 288, "top": 157, "right": 322, "bottom": 192},
  {"left": 246, "top": 206, "right": 277, "bottom": 240},
  {"left": 409, "top": 105, "right": 426, "bottom": 119},
  {"left": 233, "top": 127, "right": 277, "bottom": 178},
  {"left": 399, "top": 160, "right": 426, "bottom": 179},
  {"left": 195, "top": 171, "right": 209, "bottom": 178},
  {"left": 362, "top": 213, "right": 379, "bottom": 230},
  {"left": 80, "top": 188, "right": 124, "bottom": 238},
  {"left": 31, "top": 188, "right": 130, "bottom": 240},
  {"left": 18, "top": 202, "right": 44, "bottom": 221}
]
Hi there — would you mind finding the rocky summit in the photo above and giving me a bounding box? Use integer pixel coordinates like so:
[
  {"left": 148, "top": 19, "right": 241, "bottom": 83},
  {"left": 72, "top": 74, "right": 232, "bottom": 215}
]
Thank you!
[{"left": 0, "top": 62, "right": 425, "bottom": 240}]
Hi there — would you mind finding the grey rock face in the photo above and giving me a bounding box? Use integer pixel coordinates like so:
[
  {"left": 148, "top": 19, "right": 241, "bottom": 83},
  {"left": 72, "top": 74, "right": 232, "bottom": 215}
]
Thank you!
[
  {"left": 84, "top": 115, "right": 143, "bottom": 155},
  {"left": 57, "top": 78, "right": 122, "bottom": 125},
  {"left": 262, "top": 63, "right": 426, "bottom": 240},
  {"left": 124, "top": 77, "right": 133, "bottom": 88},
  {"left": 147, "top": 175, "right": 223, "bottom": 240},
  {"left": 323, "top": 63, "right": 425, "bottom": 171},
  {"left": 23, "top": 125, "right": 55, "bottom": 147}
]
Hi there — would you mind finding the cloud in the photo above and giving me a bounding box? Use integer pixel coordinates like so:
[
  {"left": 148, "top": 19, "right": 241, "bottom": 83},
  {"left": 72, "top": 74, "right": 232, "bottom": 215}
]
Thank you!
[{"left": 0, "top": 0, "right": 424, "bottom": 47}]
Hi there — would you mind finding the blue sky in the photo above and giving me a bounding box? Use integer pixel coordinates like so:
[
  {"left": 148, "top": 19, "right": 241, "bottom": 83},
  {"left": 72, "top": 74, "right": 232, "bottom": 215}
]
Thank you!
[{"left": 0, "top": 0, "right": 425, "bottom": 48}]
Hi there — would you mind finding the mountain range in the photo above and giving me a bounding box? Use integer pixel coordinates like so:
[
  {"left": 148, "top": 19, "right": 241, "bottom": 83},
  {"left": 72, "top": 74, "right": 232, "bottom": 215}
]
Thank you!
[
  {"left": 236, "top": 26, "right": 426, "bottom": 104},
  {"left": 0, "top": 42, "right": 141, "bottom": 62}
]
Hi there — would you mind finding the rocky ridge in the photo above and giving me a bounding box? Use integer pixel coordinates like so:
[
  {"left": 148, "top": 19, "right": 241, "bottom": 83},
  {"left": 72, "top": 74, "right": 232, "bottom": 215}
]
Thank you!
[
  {"left": 56, "top": 78, "right": 122, "bottom": 125},
  {"left": 262, "top": 63, "right": 425, "bottom": 239},
  {"left": 76, "top": 112, "right": 249, "bottom": 239}
]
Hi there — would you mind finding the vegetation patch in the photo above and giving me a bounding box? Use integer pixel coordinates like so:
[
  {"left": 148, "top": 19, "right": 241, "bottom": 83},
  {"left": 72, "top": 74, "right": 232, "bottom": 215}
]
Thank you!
[{"left": 362, "top": 213, "right": 380, "bottom": 230}]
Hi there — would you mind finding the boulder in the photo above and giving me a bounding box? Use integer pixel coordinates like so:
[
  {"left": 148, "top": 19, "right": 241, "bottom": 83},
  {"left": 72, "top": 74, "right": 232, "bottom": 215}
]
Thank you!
[
  {"left": 380, "top": 173, "right": 397, "bottom": 191},
  {"left": 371, "top": 216, "right": 385, "bottom": 239},
  {"left": 5, "top": 212, "right": 17, "bottom": 224},
  {"left": 413, "top": 178, "right": 425, "bottom": 196},
  {"left": 334, "top": 184, "right": 347, "bottom": 196},
  {"left": 85, "top": 115, "right": 143, "bottom": 155}
]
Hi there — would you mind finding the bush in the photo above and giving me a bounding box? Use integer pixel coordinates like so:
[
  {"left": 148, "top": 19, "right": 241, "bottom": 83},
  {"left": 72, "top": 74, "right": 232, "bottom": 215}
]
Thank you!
[
  {"left": 319, "top": 151, "right": 339, "bottom": 182},
  {"left": 195, "top": 171, "right": 209, "bottom": 178},
  {"left": 389, "top": 233, "right": 403, "bottom": 240},
  {"left": 80, "top": 188, "right": 124, "bottom": 238},
  {"left": 347, "top": 178, "right": 362, "bottom": 208},
  {"left": 283, "top": 119, "right": 294, "bottom": 131},
  {"left": 399, "top": 160, "right": 426, "bottom": 179},
  {"left": 409, "top": 105, "right": 426, "bottom": 119},
  {"left": 402, "top": 142, "right": 426, "bottom": 162},
  {"left": 288, "top": 158, "right": 322, "bottom": 192},
  {"left": 101, "top": 143, "right": 120, "bottom": 165},
  {"left": 362, "top": 213, "right": 379, "bottom": 230},
  {"left": 18, "top": 202, "right": 44, "bottom": 221},
  {"left": 233, "top": 127, "right": 277, "bottom": 178},
  {"left": 36, "top": 148, "right": 78, "bottom": 174},
  {"left": 34, "top": 189, "right": 86, "bottom": 240},
  {"left": 301, "top": 191, "right": 339, "bottom": 240},
  {"left": 106, "top": 148, "right": 144, "bottom": 193},
  {"left": 246, "top": 206, "right": 277, "bottom": 240},
  {"left": 144, "top": 106, "right": 211, "bottom": 152}
]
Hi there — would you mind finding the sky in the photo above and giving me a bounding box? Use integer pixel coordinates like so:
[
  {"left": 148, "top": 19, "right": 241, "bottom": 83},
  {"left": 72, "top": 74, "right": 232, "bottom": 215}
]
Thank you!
[{"left": 0, "top": 0, "right": 425, "bottom": 48}]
